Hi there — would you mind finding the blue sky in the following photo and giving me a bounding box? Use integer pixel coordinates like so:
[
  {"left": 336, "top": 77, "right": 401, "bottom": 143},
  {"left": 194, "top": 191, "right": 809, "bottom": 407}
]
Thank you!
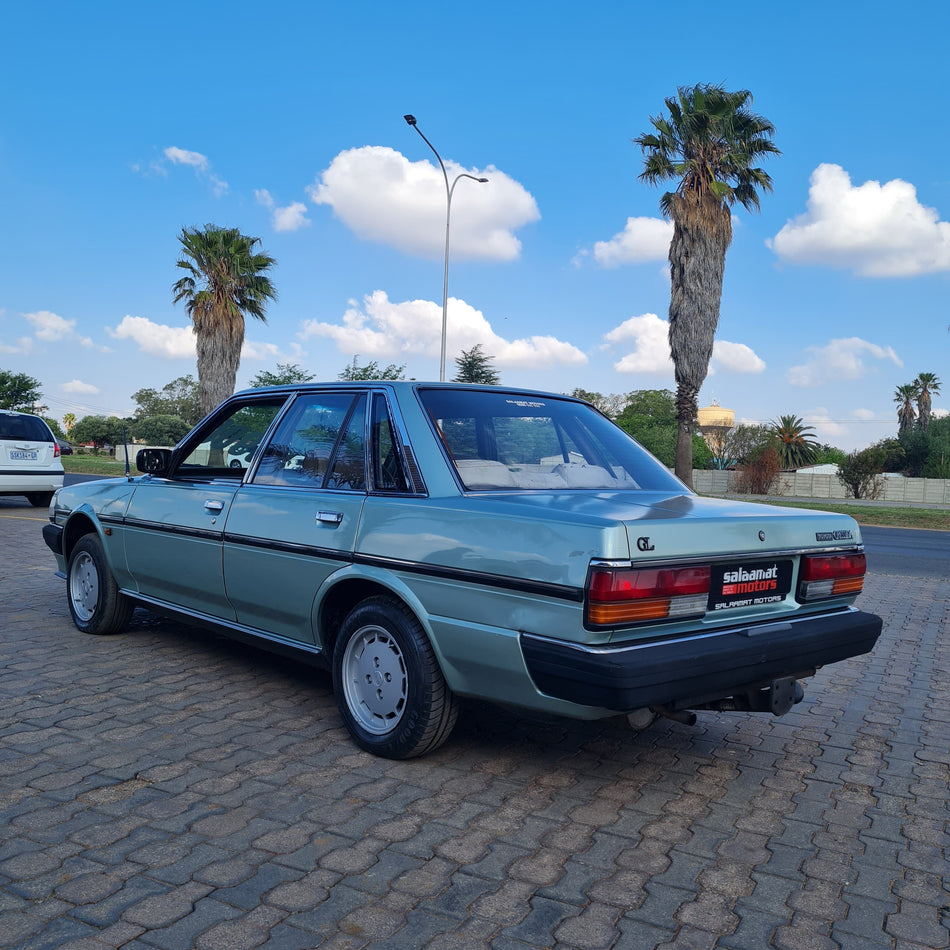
[{"left": 2, "top": 0, "right": 947, "bottom": 450}]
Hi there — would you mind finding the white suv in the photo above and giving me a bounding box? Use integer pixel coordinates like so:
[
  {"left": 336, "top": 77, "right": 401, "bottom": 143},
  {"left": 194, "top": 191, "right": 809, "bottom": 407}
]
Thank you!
[{"left": 0, "top": 410, "right": 65, "bottom": 507}]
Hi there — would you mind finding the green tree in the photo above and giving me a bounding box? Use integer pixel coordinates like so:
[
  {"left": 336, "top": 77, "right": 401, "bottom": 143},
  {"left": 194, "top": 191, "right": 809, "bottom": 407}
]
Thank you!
[
  {"left": 0, "top": 370, "right": 42, "bottom": 411},
  {"left": 249, "top": 362, "right": 315, "bottom": 388},
  {"left": 635, "top": 83, "right": 779, "bottom": 487},
  {"left": 894, "top": 382, "right": 917, "bottom": 434},
  {"left": 898, "top": 427, "right": 930, "bottom": 477},
  {"left": 814, "top": 444, "right": 847, "bottom": 466},
  {"left": 615, "top": 389, "right": 710, "bottom": 469},
  {"left": 43, "top": 417, "right": 65, "bottom": 440},
  {"left": 913, "top": 372, "right": 941, "bottom": 430},
  {"left": 771, "top": 414, "right": 820, "bottom": 469},
  {"left": 568, "top": 389, "right": 630, "bottom": 419},
  {"left": 874, "top": 438, "right": 906, "bottom": 473},
  {"left": 453, "top": 345, "right": 499, "bottom": 385},
  {"left": 62, "top": 412, "right": 76, "bottom": 436},
  {"left": 717, "top": 424, "right": 774, "bottom": 469},
  {"left": 71, "top": 415, "right": 128, "bottom": 449},
  {"left": 338, "top": 357, "right": 405, "bottom": 381},
  {"left": 132, "top": 375, "right": 201, "bottom": 427},
  {"left": 920, "top": 416, "right": 950, "bottom": 477},
  {"left": 173, "top": 225, "right": 278, "bottom": 416},
  {"left": 132, "top": 414, "right": 192, "bottom": 446}
]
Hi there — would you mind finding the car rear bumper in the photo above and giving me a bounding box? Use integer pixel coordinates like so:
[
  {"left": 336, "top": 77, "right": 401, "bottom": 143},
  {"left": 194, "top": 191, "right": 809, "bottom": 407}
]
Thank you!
[
  {"left": 0, "top": 471, "right": 64, "bottom": 493},
  {"left": 521, "top": 607, "right": 883, "bottom": 712}
]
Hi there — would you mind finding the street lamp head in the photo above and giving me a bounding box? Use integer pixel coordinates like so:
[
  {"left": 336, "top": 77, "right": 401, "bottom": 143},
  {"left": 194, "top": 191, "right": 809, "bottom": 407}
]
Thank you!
[
  {"left": 476, "top": 178, "right": 489, "bottom": 183},
  {"left": 403, "top": 114, "right": 417, "bottom": 126}
]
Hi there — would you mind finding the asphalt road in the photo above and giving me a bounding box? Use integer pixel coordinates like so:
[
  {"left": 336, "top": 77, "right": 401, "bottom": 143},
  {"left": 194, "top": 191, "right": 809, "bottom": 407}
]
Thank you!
[
  {"left": 1, "top": 494, "right": 948, "bottom": 949},
  {"left": 862, "top": 526, "right": 950, "bottom": 578}
]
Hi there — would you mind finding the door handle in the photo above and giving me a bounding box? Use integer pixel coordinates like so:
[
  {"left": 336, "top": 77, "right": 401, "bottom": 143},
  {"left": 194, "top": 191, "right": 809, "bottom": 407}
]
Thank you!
[
  {"left": 204, "top": 500, "right": 224, "bottom": 512},
  {"left": 317, "top": 510, "right": 344, "bottom": 525}
]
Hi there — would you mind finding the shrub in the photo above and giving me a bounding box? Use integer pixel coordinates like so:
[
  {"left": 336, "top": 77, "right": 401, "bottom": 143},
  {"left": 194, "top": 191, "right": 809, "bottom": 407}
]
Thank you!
[
  {"left": 836, "top": 447, "right": 885, "bottom": 499},
  {"left": 733, "top": 446, "right": 781, "bottom": 495}
]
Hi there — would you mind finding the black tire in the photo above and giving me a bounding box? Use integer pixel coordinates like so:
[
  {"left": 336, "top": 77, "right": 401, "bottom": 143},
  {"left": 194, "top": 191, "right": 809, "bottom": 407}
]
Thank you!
[
  {"left": 27, "top": 492, "right": 54, "bottom": 507},
  {"left": 332, "top": 595, "right": 458, "bottom": 759},
  {"left": 67, "top": 534, "right": 134, "bottom": 635}
]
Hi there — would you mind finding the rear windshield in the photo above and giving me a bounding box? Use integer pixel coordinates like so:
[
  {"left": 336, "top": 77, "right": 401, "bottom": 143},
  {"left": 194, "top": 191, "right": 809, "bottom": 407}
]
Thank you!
[
  {"left": 0, "top": 414, "right": 54, "bottom": 442},
  {"left": 419, "top": 389, "right": 684, "bottom": 492}
]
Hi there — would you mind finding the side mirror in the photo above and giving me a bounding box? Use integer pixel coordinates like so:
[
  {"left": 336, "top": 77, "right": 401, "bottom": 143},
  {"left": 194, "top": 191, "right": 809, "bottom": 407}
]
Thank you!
[{"left": 136, "top": 448, "right": 172, "bottom": 476}]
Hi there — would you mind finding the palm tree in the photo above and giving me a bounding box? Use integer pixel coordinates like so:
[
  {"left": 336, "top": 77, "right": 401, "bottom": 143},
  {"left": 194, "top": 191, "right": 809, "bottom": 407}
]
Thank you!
[
  {"left": 894, "top": 383, "right": 918, "bottom": 434},
  {"left": 913, "top": 372, "right": 941, "bottom": 430},
  {"left": 173, "top": 225, "right": 277, "bottom": 416},
  {"left": 636, "top": 84, "right": 779, "bottom": 487},
  {"left": 771, "top": 414, "right": 820, "bottom": 470}
]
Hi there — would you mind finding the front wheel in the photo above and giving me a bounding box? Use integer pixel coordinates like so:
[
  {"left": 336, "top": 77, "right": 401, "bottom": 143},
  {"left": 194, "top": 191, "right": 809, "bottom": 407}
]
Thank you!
[
  {"left": 332, "top": 596, "right": 458, "bottom": 759},
  {"left": 67, "top": 534, "right": 134, "bottom": 635}
]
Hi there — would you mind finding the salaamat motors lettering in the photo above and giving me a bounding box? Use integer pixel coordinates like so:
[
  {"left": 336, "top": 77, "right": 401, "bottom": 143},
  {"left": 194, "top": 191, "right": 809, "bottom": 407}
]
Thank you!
[{"left": 721, "top": 564, "right": 779, "bottom": 596}]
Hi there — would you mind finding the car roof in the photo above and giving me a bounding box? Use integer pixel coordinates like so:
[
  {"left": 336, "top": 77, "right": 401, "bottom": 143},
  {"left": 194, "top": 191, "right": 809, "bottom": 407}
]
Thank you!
[{"left": 231, "top": 380, "right": 578, "bottom": 400}]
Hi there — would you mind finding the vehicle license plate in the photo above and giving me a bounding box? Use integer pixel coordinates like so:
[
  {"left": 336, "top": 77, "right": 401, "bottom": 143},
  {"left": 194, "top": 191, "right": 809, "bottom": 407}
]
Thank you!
[
  {"left": 11, "top": 450, "right": 38, "bottom": 461},
  {"left": 708, "top": 559, "right": 793, "bottom": 611}
]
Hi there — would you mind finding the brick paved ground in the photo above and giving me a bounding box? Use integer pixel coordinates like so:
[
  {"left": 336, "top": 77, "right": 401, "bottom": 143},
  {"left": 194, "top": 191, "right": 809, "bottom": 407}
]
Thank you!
[{"left": 1, "top": 498, "right": 948, "bottom": 949}]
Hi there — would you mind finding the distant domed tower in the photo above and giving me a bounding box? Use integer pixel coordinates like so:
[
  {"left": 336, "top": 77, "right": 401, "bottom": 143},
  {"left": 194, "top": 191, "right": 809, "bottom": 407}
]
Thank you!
[
  {"left": 697, "top": 401, "right": 735, "bottom": 432},
  {"left": 697, "top": 401, "right": 735, "bottom": 468}
]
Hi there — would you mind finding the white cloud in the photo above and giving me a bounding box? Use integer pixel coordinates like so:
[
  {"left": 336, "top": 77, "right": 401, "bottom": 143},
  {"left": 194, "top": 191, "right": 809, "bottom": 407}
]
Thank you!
[
  {"left": 307, "top": 146, "right": 539, "bottom": 260},
  {"left": 108, "top": 315, "right": 300, "bottom": 363},
  {"left": 24, "top": 310, "right": 75, "bottom": 341},
  {"left": 583, "top": 217, "right": 673, "bottom": 268},
  {"left": 711, "top": 340, "right": 766, "bottom": 374},
  {"left": 108, "top": 316, "right": 196, "bottom": 359},
  {"left": 272, "top": 202, "right": 310, "bottom": 232},
  {"left": 164, "top": 146, "right": 209, "bottom": 170},
  {"left": 787, "top": 337, "right": 903, "bottom": 387},
  {"left": 256, "top": 189, "right": 310, "bottom": 231},
  {"left": 0, "top": 336, "right": 33, "bottom": 355},
  {"left": 299, "top": 290, "right": 586, "bottom": 369},
  {"left": 603, "top": 313, "right": 764, "bottom": 376},
  {"left": 62, "top": 380, "right": 100, "bottom": 395},
  {"left": 23, "top": 310, "right": 96, "bottom": 348},
  {"left": 769, "top": 163, "right": 950, "bottom": 277},
  {"left": 604, "top": 313, "right": 673, "bottom": 375},
  {"left": 162, "top": 145, "right": 228, "bottom": 196}
]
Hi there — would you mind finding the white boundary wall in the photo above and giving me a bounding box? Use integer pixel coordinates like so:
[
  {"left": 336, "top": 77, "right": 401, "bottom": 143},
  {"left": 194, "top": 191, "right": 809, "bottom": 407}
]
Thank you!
[{"left": 692, "top": 470, "right": 950, "bottom": 505}]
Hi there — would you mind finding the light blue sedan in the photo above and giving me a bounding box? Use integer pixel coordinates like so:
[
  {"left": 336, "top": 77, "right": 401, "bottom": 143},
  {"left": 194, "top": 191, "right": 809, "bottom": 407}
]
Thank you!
[{"left": 43, "top": 383, "right": 882, "bottom": 758}]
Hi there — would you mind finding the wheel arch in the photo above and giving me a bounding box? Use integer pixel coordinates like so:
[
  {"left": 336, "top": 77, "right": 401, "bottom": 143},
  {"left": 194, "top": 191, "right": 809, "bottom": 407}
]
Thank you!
[
  {"left": 317, "top": 569, "right": 439, "bottom": 668},
  {"left": 61, "top": 509, "right": 102, "bottom": 561}
]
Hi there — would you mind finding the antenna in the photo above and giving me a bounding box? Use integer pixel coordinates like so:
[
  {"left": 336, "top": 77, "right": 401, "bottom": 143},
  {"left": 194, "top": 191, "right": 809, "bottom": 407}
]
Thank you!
[{"left": 123, "top": 425, "right": 131, "bottom": 479}]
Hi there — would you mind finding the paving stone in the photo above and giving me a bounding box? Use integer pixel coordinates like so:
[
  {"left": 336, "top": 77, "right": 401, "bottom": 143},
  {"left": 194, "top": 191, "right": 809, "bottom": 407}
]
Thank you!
[{"left": 3, "top": 515, "right": 947, "bottom": 950}]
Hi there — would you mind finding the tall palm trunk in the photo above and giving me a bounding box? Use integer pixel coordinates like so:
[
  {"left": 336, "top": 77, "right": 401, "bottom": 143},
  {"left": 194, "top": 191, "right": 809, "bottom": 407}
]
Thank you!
[
  {"left": 193, "top": 307, "right": 245, "bottom": 417},
  {"left": 668, "top": 199, "right": 731, "bottom": 487}
]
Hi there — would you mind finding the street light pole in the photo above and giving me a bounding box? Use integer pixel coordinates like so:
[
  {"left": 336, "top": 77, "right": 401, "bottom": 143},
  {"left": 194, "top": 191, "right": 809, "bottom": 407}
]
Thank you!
[{"left": 404, "top": 115, "right": 487, "bottom": 382}]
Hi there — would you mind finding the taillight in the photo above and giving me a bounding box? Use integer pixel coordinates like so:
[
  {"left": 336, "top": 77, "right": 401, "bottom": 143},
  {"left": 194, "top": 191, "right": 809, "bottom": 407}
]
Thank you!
[
  {"left": 799, "top": 553, "right": 866, "bottom": 600},
  {"left": 53, "top": 442, "right": 61, "bottom": 459},
  {"left": 587, "top": 565, "right": 710, "bottom": 625}
]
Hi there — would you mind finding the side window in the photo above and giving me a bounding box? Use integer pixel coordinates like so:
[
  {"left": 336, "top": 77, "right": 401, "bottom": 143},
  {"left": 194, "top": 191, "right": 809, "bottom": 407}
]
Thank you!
[
  {"left": 177, "top": 401, "right": 284, "bottom": 479},
  {"left": 371, "top": 395, "right": 409, "bottom": 492},
  {"left": 325, "top": 396, "right": 367, "bottom": 491},
  {"left": 253, "top": 392, "right": 362, "bottom": 489}
]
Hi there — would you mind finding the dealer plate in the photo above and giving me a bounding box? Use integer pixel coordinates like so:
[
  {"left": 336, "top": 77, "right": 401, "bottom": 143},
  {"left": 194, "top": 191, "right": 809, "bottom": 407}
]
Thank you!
[{"left": 709, "top": 559, "right": 793, "bottom": 611}]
